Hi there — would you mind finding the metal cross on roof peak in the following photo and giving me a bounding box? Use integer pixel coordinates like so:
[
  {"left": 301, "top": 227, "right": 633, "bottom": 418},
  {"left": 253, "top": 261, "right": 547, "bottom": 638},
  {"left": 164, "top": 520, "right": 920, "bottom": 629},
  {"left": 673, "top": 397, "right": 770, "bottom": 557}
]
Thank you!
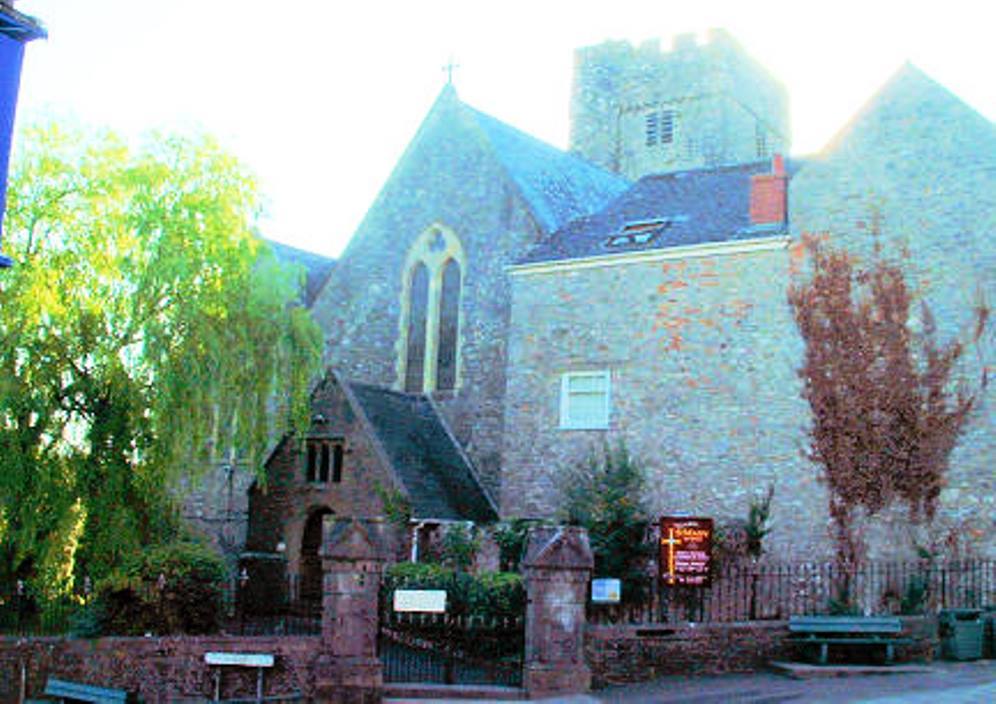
[{"left": 442, "top": 57, "right": 460, "bottom": 85}]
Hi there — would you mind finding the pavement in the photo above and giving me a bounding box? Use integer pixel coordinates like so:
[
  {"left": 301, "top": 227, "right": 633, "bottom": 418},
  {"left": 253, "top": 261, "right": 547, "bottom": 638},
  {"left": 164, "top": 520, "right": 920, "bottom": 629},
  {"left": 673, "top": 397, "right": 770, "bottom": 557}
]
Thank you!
[{"left": 385, "top": 659, "right": 996, "bottom": 703}]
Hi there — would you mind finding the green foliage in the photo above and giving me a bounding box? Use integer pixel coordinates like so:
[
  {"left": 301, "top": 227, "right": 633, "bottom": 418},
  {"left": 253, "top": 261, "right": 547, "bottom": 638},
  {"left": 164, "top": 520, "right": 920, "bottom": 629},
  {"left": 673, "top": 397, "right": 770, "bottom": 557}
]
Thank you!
[
  {"left": 0, "top": 123, "right": 322, "bottom": 590},
  {"left": 82, "top": 541, "right": 226, "bottom": 636},
  {"left": 383, "top": 561, "right": 524, "bottom": 620},
  {"left": 373, "top": 481, "right": 412, "bottom": 531},
  {"left": 561, "top": 442, "right": 653, "bottom": 603},
  {"left": 492, "top": 519, "right": 541, "bottom": 572},
  {"left": 745, "top": 484, "right": 775, "bottom": 559},
  {"left": 438, "top": 523, "right": 480, "bottom": 572},
  {"left": 900, "top": 575, "right": 928, "bottom": 615}
]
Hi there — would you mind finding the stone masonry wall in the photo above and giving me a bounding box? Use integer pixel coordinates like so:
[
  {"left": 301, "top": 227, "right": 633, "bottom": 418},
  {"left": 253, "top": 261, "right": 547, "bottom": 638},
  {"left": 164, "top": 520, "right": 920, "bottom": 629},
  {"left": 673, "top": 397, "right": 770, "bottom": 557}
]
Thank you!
[
  {"left": 501, "top": 245, "right": 831, "bottom": 559},
  {"left": 245, "top": 375, "right": 400, "bottom": 576},
  {"left": 570, "top": 29, "right": 789, "bottom": 179},
  {"left": 310, "top": 89, "right": 544, "bottom": 498},
  {"left": 586, "top": 616, "right": 937, "bottom": 688},
  {"left": 789, "top": 67, "right": 996, "bottom": 558},
  {"left": 0, "top": 635, "right": 321, "bottom": 702}
]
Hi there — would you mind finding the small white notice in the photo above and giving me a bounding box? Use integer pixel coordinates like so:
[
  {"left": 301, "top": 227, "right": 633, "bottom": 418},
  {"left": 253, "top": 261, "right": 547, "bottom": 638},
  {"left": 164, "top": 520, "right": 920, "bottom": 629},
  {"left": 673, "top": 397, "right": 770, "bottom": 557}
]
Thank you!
[
  {"left": 591, "top": 578, "right": 621, "bottom": 604},
  {"left": 393, "top": 589, "right": 447, "bottom": 613},
  {"left": 204, "top": 652, "right": 274, "bottom": 668}
]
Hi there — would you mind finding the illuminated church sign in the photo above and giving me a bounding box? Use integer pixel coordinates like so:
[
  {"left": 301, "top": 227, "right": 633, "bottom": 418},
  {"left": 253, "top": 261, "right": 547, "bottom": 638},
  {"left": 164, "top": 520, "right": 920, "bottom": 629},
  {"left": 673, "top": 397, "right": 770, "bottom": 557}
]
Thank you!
[{"left": 659, "top": 516, "right": 714, "bottom": 587}]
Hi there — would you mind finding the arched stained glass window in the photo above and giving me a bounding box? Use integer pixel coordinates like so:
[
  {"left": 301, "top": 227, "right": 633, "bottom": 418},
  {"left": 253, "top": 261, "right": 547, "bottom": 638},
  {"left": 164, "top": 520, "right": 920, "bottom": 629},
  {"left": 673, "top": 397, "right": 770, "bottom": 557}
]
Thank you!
[
  {"left": 436, "top": 259, "right": 461, "bottom": 391},
  {"left": 404, "top": 263, "right": 429, "bottom": 392}
]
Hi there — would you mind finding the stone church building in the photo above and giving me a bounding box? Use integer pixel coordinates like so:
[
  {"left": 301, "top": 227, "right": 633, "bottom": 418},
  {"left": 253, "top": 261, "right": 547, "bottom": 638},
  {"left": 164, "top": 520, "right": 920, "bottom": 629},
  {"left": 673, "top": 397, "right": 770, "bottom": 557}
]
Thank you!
[{"left": 221, "top": 29, "right": 994, "bottom": 585}]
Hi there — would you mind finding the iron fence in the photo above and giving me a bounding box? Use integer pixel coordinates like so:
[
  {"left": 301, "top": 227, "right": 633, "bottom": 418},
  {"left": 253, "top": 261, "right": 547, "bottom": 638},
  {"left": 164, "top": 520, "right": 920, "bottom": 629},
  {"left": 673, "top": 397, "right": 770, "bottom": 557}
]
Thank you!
[
  {"left": 0, "top": 574, "right": 321, "bottom": 637},
  {"left": 378, "top": 609, "right": 524, "bottom": 686},
  {"left": 588, "top": 559, "right": 996, "bottom": 625}
]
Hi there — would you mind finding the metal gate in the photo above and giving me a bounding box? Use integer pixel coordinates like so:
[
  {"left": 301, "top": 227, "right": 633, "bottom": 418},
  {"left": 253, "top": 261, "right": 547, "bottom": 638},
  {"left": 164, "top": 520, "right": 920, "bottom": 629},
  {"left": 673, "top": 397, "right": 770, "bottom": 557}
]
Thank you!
[{"left": 377, "top": 598, "right": 524, "bottom": 686}]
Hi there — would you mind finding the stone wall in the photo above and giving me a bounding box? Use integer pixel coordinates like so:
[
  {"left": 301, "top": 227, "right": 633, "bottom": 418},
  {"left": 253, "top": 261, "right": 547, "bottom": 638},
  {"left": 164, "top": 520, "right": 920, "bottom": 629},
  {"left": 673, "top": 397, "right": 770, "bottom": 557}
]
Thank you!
[
  {"left": 585, "top": 617, "right": 937, "bottom": 688},
  {"left": 310, "top": 88, "right": 544, "bottom": 498},
  {"left": 789, "top": 65, "right": 996, "bottom": 558},
  {"left": 245, "top": 374, "right": 404, "bottom": 579},
  {"left": 501, "top": 244, "right": 830, "bottom": 559},
  {"left": 570, "top": 29, "right": 789, "bottom": 179},
  {"left": 0, "top": 635, "right": 321, "bottom": 702}
]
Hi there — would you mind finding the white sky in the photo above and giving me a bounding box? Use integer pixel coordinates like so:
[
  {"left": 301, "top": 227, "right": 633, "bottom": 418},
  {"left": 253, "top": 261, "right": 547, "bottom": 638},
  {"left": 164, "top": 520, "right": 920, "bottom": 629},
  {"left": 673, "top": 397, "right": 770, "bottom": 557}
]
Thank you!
[{"left": 13, "top": 0, "right": 996, "bottom": 259}]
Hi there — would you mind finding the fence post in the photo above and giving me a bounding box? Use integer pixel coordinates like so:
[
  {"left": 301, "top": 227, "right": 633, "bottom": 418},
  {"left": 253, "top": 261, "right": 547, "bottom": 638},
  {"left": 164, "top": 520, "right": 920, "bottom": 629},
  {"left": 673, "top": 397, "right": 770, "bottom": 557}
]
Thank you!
[
  {"left": 314, "top": 518, "right": 386, "bottom": 704},
  {"left": 522, "top": 525, "right": 594, "bottom": 699}
]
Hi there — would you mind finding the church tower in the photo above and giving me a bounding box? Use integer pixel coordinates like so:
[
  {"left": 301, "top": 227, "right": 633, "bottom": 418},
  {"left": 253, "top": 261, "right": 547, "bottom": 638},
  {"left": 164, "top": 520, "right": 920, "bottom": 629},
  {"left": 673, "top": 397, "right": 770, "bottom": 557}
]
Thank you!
[{"left": 569, "top": 29, "right": 789, "bottom": 179}]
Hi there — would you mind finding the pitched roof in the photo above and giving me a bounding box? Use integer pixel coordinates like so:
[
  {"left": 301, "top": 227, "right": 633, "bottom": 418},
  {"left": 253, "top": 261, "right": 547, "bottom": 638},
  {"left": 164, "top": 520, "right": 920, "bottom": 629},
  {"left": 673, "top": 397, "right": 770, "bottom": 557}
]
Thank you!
[
  {"left": 345, "top": 381, "right": 497, "bottom": 523},
  {"left": 265, "top": 239, "right": 336, "bottom": 307},
  {"left": 518, "top": 159, "right": 806, "bottom": 265},
  {"left": 819, "top": 62, "right": 996, "bottom": 161},
  {"left": 467, "top": 106, "right": 631, "bottom": 233}
]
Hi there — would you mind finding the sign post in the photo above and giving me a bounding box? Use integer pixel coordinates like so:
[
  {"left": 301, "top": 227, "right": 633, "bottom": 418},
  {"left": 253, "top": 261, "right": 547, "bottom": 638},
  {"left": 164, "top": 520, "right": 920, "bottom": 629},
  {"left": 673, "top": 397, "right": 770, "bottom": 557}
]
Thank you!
[{"left": 659, "top": 516, "right": 714, "bottom": 587}]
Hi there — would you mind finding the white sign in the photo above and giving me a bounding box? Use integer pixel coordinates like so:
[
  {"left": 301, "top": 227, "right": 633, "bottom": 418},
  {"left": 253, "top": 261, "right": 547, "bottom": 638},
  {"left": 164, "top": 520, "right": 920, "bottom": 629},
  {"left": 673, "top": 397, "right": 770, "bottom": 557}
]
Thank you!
[
  {"left": 591, "top": 578, "right": 621, "bottom": 604},
  {"left": 204, "top": 652, "right": 274, "bottom": 668},
  {"left": 393, "top": 589, "right": 447, "bottom": 613}
]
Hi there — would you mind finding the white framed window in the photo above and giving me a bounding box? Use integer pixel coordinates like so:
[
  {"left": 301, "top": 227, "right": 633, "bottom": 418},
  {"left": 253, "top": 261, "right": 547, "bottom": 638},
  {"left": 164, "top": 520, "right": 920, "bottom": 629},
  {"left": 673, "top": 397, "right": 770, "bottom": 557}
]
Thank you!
[{"left": 560, "top": 370, "right": 611, "bottom": 430}]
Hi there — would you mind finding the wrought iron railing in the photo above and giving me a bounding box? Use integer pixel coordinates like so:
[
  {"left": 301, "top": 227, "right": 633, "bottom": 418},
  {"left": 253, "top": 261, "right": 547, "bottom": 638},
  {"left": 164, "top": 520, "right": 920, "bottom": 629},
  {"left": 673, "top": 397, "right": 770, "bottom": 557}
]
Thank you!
[{"left": 588, "top": 559, "right": 996, "bottom": 625}]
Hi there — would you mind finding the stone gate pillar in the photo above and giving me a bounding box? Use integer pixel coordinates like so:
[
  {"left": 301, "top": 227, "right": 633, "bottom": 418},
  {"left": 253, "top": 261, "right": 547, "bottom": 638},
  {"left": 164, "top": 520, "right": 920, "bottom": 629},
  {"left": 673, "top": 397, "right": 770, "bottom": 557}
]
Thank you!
[
  {"left": 522, "top": 525, "right": 594, "bottom": 698},
  {"left": 315, "top": 517, "right": 386, "bottom": 704}
]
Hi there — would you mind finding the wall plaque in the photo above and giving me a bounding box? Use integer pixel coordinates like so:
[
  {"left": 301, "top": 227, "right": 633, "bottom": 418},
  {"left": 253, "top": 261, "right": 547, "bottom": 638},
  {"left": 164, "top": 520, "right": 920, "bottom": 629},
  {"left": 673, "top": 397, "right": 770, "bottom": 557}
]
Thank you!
[
  {"left": 393, "top": 589, "right": 447, "bottom": 613},
  {"left": 659, "top": 516, "right": 714, "bottom": 587},
  {"left": 591, "top": 578, "right": 621, "bottom": 603}
]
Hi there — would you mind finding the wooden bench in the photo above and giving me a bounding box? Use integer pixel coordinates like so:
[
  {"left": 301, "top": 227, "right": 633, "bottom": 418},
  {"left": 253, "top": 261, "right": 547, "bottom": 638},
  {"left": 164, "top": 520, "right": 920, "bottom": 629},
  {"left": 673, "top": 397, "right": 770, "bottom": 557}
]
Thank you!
[
  {"left": 204, "top": 652, "right": 275, "bottom": 702},
  {"left": 788, "top": 615, "right": 913, "bottom": 665},
  {"left": 42, "top": 677, "right": 134, "bottom": 703}
]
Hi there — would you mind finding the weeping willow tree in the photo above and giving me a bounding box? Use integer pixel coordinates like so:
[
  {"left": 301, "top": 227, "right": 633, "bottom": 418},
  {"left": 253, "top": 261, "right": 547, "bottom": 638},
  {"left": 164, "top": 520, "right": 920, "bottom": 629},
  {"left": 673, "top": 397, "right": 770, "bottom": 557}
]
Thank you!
[{"left": 0, "top": 124, "right": 323, "bottom": 594}]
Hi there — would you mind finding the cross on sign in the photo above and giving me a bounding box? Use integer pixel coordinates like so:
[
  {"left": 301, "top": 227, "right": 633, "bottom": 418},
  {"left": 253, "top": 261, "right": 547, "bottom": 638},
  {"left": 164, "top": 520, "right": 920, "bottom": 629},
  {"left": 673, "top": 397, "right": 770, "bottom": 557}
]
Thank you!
[{"left": 661, "top": 527, "right": 680, "bottom": 585}]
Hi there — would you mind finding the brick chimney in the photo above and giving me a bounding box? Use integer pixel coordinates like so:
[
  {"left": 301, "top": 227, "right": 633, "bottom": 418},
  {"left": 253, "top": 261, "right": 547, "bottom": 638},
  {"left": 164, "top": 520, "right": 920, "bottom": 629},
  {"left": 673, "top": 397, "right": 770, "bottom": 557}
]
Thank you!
[{"left": 749, "top": 154, "right": 787, "bottom": 226}]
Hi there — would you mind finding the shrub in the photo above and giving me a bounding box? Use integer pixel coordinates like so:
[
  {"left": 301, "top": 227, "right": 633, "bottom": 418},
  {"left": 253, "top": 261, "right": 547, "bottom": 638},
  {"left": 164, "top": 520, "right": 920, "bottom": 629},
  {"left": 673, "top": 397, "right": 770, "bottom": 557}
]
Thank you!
[
  {"left": 438, "top": 523, "right": 479, "bottom": 572},
  {"left": 561, "top": 442, "right": 653, "bottom": 604},
  {"left": 492, "top": 519, "right": 543, "bottom": 572},
  {"left": 84, "top": 541, "right": 226, "bottom": 636},
  {"left": 382, "top": 561, "right": 524, "bottom": 620}
]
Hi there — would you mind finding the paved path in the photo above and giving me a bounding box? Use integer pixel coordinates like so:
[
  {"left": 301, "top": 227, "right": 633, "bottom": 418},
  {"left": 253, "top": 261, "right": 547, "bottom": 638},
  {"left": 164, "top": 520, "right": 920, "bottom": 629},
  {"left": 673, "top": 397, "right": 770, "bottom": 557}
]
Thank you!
[
  {"left": 388, "top": 660, "right": 996, "bottom": 703},
  {"left": 586, "top": 659, "right": 996, "bottom": 703}
]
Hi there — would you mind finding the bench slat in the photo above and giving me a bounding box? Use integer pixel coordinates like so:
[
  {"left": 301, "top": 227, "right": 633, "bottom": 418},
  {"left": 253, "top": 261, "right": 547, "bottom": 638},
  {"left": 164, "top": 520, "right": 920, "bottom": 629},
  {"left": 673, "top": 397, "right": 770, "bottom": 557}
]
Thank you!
[
  {"left": 788, "top": 616, "right": 903, "bottom": 634},
  {"left": 44, "top": 676, "right": 130, "bottom": 703}
]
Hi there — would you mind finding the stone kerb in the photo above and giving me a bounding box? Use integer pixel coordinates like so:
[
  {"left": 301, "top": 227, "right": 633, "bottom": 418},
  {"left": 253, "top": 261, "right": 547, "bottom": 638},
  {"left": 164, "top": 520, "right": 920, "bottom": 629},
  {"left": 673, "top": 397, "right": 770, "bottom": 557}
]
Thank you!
[
  {"left": 316, "top": 517, "right": 387, "bottom": 704},
  {"left": 522, "top": 525, "right": 594, "bottom": 698}
]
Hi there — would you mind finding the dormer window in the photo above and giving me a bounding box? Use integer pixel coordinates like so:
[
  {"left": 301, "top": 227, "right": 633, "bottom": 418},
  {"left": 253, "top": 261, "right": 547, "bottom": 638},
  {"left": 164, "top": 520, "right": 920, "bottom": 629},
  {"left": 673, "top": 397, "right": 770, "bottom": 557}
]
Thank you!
[{"left": 604, "top": 219, "right": 672, "bottom": 248}]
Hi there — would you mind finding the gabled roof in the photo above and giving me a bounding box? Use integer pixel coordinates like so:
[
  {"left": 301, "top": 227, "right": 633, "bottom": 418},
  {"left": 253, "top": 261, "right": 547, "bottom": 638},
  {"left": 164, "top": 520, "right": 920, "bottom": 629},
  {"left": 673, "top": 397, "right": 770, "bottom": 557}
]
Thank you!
[
  {"left": 466, "top": 105, "right": 631, "bottom": 233},
  {"left": 345, "top": 381, "right": 497, "bottom": 523},
  {"left": 266, "top": 239, "right": 336, "bottom": 307},
  {"left": 818, "top": 62, "right": 996, "bottom": 161},
  {"left": 518, "top": 159, "right": 806, "bottom": 265}
]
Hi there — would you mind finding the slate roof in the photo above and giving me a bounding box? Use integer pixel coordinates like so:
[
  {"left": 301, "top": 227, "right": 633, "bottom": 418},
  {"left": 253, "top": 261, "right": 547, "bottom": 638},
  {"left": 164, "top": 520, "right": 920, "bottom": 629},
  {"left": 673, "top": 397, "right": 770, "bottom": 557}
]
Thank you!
[
  {"left": 345, "top": 381, "right": 497, "bottom": 523},
  {"left": 517, "top": 159, "right": 806, "bottom": 265},
  {"left": 468, "top": 107, "right": 631, "bottom": 234},
  {"left": 266, "top": 239, "right": 336, "bottom": 307}
]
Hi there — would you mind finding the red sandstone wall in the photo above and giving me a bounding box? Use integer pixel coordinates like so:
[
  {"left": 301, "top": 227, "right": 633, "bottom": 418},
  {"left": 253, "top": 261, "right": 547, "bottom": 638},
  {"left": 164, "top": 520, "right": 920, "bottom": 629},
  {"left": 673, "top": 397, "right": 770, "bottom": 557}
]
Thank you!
[
  {"left": 585, "top": 617, "right": 937, "bottom": 688},
  {"left": 0, "top": 635, "right": 322, "bottom": 702}
]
